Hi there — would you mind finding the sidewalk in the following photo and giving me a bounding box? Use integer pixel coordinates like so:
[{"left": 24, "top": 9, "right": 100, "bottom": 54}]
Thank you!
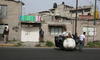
[
  {"left": 0, "top": 41, "right": 40, "bottom": 48},
  {"left": 1, "top": 40, "right": 100, "bottom": 48},
  {"left": 19, "top": 42, "right": 40, "bottom": 48},
  {"left": 0, "top": 41, "right": 52, "bottom": 48}
]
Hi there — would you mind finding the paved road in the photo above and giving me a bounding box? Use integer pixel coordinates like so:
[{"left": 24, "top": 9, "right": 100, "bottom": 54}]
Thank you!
[{"left": 0, "top": 48, "right": 100, "bottom": 60}]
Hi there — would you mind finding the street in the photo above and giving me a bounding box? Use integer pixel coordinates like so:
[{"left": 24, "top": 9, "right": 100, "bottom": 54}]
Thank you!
[{"left": 0, "top": 48, "right": 100, "bottom": 60}]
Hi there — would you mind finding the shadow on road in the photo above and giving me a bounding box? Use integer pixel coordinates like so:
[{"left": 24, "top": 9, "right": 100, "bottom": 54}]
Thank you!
[{"left": 53, "top": 47, "right": 83, "bottom": 52}]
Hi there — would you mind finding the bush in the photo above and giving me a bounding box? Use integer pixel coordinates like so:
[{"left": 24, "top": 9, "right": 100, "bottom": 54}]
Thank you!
[
  {"left": 16, "top": 42, "right": 22, "bottom": 47},
  {"left": 87, "top": 42, "right": 95, "bottom": 48},
  {"left": 87, "top": 41, "right": 100, "bottom": 48},
  {"left": 45, "top": 41, "right": 54, "bottom": 47}
]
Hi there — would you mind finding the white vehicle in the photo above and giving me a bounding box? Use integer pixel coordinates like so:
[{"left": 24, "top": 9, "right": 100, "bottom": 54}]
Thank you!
[
  {"left": 55, "top": 33, "right": 81, "bottom": 50},
  {"left": 63, "top": 38, "right": 76, "bottom": 49}
]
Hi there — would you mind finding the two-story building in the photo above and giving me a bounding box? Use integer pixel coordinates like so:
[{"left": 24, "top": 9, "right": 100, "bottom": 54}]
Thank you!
[
  {"left": 18, "top": 2, "right": 100, "bottom": 45},
  {"left": 0, "top": 0, "right": 24, "bottom": 41},
  {"left": 28, "top": 2, "right": 100, "bottom": 44},
  {"left": 22, "top": 3, "right": 75, "bottom": 43}
]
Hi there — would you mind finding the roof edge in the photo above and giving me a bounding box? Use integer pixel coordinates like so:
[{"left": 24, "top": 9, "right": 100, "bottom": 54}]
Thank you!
[{"left": 5, "top": 0, "right": 25, "bottom": 5}]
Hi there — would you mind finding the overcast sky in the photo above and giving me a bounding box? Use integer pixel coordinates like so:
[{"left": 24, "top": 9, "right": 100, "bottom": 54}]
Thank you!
[{"left": 21, "top": 0, "right": 100, "bottom": 15}]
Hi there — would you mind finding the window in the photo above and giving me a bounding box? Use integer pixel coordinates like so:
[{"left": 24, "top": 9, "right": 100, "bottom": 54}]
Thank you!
[
  {"left": 78, "top": 10, "right": 82, "bottom": 13},
  {"left": 49, "top": 26, "right": 64, "bottom": 35},
  {"left": 84, "top": 8, "right": 91, "bottom": 12},
  {"left": 0, "top": 5, "right": 7, "bottom": 18}
]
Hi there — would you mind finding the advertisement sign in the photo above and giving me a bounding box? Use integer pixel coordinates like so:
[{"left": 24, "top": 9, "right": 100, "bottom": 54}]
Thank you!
[
  {"left": 82, "top": 27, "right": 96, "bottom": 36},
  {"left": 19, "top": 16, "right": 35, "bottom": 22},
  {"left": 19, "top": 16, "right": 41, "bottom": 22}
]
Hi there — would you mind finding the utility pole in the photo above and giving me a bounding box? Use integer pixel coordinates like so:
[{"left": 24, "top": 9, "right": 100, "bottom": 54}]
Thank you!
[
  {"left": 75, "top": 0, "right": 78, "bottom": 34},
  {"left": 94, "top": 0, "right": 97, "bottom": 25},
  {"left": 20, "top": 0, "right": 22, "bottom": 16},
  {"left": 93, "top": 0, "right": 97, "bottom": 41}
]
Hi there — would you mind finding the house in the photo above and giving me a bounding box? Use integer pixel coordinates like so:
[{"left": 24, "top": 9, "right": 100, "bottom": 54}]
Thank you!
[
  {"left": 25, "top": 2, "right": 75, "bottom": 43},
  {"left": 0, "top": 0, "right": 24, "bottom": 41},
  {"left": 18, "top": 2, "right": 100, "bottom": 45},
  {"left": 28, "top": 2, "right": 100, "bottom": 44}
]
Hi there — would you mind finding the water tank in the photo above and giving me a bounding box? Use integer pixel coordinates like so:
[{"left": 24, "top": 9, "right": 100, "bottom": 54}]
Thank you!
[{"left": 63, "top": 38, "right": 76, "bottom": 49}]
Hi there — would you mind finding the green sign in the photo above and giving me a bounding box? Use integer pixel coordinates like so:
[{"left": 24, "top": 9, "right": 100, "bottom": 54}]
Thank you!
[{"left": 19, "top": 16, "right": 36, "bottom": 22}]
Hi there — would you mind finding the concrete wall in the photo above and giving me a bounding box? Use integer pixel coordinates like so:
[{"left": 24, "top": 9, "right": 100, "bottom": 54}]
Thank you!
[
  {"left": 0, "top": 0, "right": 22, "bottom": 40},
  {"left": 54, "top": 4, "right": 72, "bottom": 18},
  {"left": 41, "top": 19, "right": 74, "bottom": 43},
  {"left": 42, "top": 19, "right": 100, "bottom": 43},
  {"left": 77, "top": 20, "right": 100, "bottom": 45}
]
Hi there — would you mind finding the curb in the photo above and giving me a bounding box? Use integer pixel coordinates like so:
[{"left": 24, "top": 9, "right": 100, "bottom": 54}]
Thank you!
[{"left": 0, "top": 44, "right": 17, "bottom": 47}]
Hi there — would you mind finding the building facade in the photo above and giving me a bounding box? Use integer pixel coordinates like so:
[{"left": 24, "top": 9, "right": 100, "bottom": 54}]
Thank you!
[
  {"left": 1, "top": 1, "right": 99, "bottom": 44},
  {"left": 0, "top": 0, "right": 23, "bottom": 41},
  {"left": 29, "top": 2, "right": 100, "bottom": 44}
]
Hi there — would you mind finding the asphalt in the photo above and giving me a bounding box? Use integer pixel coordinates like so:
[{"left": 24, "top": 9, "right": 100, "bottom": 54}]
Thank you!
[{"left": 0, "top": 48, "right": 100, "bottom": 60}]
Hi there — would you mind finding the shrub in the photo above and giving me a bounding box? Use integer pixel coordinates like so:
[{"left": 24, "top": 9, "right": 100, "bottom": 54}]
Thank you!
[
  {"left": 45, "top": 41, "right": 54, "bottom": 47},
  {"left": 87, "top": 42, "right": 95, "bottom": 48},
  {"left": 87, "top": 41, "right": 100, "bottom": 48},
  {"left": 16, "top": 42, "right": 22, "bottom": 47}
]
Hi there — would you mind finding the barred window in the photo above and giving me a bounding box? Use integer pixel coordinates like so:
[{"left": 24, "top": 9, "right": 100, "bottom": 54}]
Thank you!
[
  {"left": 49, "top": 26, "right": 64, "bottom": 35},
  {"left": 0, "top": 5, "right": 7, "bottom": 18}
]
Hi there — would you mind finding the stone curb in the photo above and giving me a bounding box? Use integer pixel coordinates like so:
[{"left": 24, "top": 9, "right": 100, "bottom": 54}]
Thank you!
[{"left": 0, "top": 44, "right": 17, "bottom": 47}]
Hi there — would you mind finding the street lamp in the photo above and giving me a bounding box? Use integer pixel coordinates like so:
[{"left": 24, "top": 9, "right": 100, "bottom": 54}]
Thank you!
[{"left": 75, "top": 0, "right": 78, "bottom": 34}]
